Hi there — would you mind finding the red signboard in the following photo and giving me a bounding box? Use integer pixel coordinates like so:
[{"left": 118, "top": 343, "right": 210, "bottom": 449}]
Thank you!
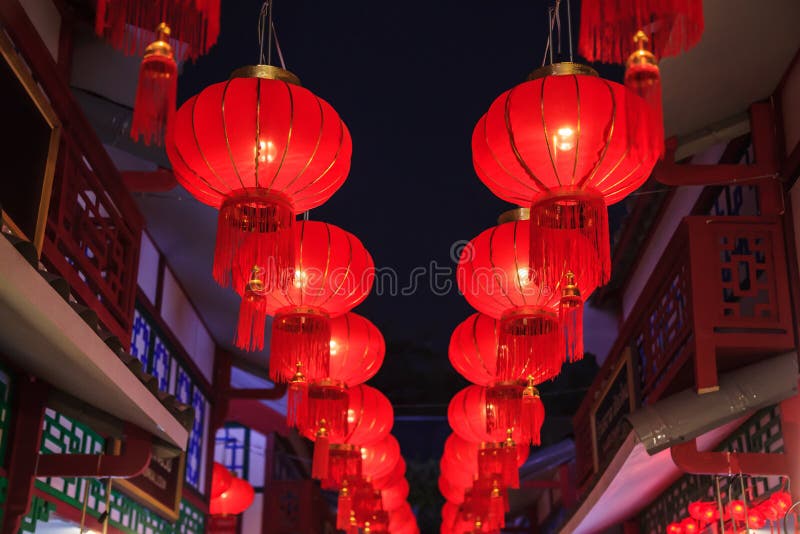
[{"left": 208, "top": 514, "right": 239, "bottom": 534}]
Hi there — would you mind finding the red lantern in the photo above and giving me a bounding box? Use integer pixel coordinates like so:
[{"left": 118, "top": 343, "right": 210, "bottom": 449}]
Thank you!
[
  {"left": 209, "top": 477, "right": 255, "bottom": 516},
  {"left": 688, "top": 500, "right": 718, "bottom": 523},
  {"left": 439, "top": 474, "right": 468, "bottom": 505},
  {"left": 747, "top": 508, "right": 766, "bottom": 529},
  {"left": 728, "top": 500, "right": 747, "bottom": 522},
  {"left": 380, "top": 478, "right": 410, "bottom": 512},
  {"left": 460, "top": 477, "right": 507, "bottom": 532},
  {"left": 351, "top": 481, "right": 383, "bottom": 527},
  {"left": 360, "top": 435, "right": 402, "bottom": 481},
  {"left": 665, "top": 522, "right": 682, "bottom": 534},
  {"left": 373, "top": 457, "right": 406, "bottom": 490},
  {"left": 449, "top": 313, "right": 500, "bottom": 386},
  {"left": 771, "top": 490, "right": 793, "bottom": 515},
  {"left": 303, "top": 385, "right": 393, "bottom": 482},
  {"left": 449, "top": 385, "right": 544, "bottom": 446},
  {"left": 441, "top": 434, "right": 528, "bottom": 490},
  {"left": 256, "top": 221, "right": 373, "bottom": 364},
  {"left": 389, "top": 502, "right": 416, "bottom": 532},
  {"left": 456, "top": 218, "right": 568, "bottom": 380},
  {"left": 285, "top": 313, "right": 384, "bottom": 425},
  {"left": 679, "top": 518, "right": 698, "bottom": 534},
  {"left": 471, "top": 65, "right": 657, "bottom": 335},
  {"left": 210, "top": 462, "right": 233, "bottom": 499},
  {"left": 578, "top": 0, "right": 704, "bottom": 64},
  {"left": 167, "top": 66, "right": 352, "bottom": 310}
]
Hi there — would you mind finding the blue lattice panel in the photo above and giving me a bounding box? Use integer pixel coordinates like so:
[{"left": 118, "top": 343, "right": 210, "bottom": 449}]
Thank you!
[
  {"left": 131, "top": 308, "right": 152, "bottom": 370},
  {"left": 215, "top": 425, "right": 249, "bottom": 479},
  {"left": 152, "top": 333, "right": 173, "bottom": 392},
  {"left": 185, "top": 389, "right": 209, "bottom": 491},
  {"left": 639, "top": 406, "right": 783, "bottom": 534}
]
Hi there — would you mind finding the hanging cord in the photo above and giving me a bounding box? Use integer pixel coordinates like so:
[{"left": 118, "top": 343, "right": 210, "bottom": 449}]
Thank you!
[
  {"left": 566, "top": 0, "right": 573, "bottom": 62},
  {"left": 540, "top": 0, "right": 562, "bottom": 67},
  {"left": 257, "top": 1, "right": 287, "bottom": 69}
]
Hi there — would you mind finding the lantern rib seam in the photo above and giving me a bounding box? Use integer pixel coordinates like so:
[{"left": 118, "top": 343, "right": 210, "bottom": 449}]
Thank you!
[
  {"left": 477, "top": 114, "right": 536, "bottom": 203},
  {"left": 293, "top": 114, "right": 347, "bottom": 204},
  {"left": 284, "top": 95, "right": 326, "bottom": 193},
  {"left": 254, "top": 77, "right": 262, "bottom": 188},
  {"left": 487, "top": 225, "right": 518, "bottom": 311},
  {"left": 503, "top": 87, "right": 550, "bottom": 193},
  {"left": 540, "top": 75, "right": 562, "bottom": 190},
  {"left": 266, "top": 81, "right": 295, "bottom": 191},
  {"left": 220, "top": 79, "right": 247, "bottom": 192},
  {"left": 571, "top": 74, "right": 581, "bottom": 188},
  {"left": 318, "top": 229, "right": 354, "bottom": 311},
  {"left": 190, "top": 92, "right": 228, "bottom": 193},
  {"left": 169, "top": 122, "right": 226, "bottom": 200},
  {"left": 578, "top": 78, "right": 617, "bottom": 189}
]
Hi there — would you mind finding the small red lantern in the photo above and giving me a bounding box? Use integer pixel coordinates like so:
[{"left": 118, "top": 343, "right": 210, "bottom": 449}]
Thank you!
[
  {"left": 441, "top": 434, "right": 528, "bottom": 490},
  {"left": 679, "top": 518, "right": 698, "bottom": 534},
  {"left": 747, "top": 508, "right": 766, "bottom": 529},
  {"left": 578, "top": 0, "right": 704, "bottom": 64},
  {"left": 380, "top": 478, "right": 410, "bottom": 512},
  {"left": 373, "top": 457, "right": 406, "bottom": 491},
  {"left": 728, "top": 500, "right": 747, "bottom": 522},
  {"left": 449, "top": 313, "right": 501, "bottom": 386},
  {"left": 167, "top": 67, "right": 352, "bottom": 310},
  {"left": 688, "top": 500, "right": 718, "bottom": 523},
  {"left": 210, "top": 462, "right": 233, "bottom": 500},
  {"left": 209, "top": 476, "right": 255, "bottom": 516},
  {"left": 389, "top": 502, "right": 416, "bottom": 532},
  {"left": 360, "top": 435, "right": 402, "bottom": 481},
  {"left": 449, "top": 384, "right": 544, "bottom": 446},
  {"left": 303, "top": 384, "right": 393, "bottom": 482},
  {"left": 665, "top": 522, "right": 682, "bottom": 534},
  {"left": 771, "top": 490, "right": 793, "bottom": 514},
  {"left": 439, "top": 474, "right": 468, "bottom": 505}
]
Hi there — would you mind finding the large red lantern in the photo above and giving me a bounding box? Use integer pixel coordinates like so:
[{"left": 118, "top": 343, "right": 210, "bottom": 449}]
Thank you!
[
  {"left": 389, "top": 502, "right": 416, "bottom": 532},
  {"left": 209, "top": 476, "right": 255, "bottom": 516},
  {"left": 449, "top": 385, "right": 544, "bottom": 447},
  {"left": 303, "top": 385, "right": 393, "bottom": 482},
  {"left": 373, "top": 457, "right": 406, "bottom": 490},
  {"left": 449, "top": 313, "right": 500, "bottom": 386},
  {"left": 457, "top": 218, "right": 571, "bottom": 379},
  {"left": 439, "top": 474, "right": 468, "bottom": 505},
  {"left": 167, "top": 66, "right": 352, "bottom": 309},
  {"left": 471, "top": 65, "right": 657, "bottom": 339},
  {"left": 360, "top": 435, "right": 402, "bottom": 481},
  {"left": 210, "top": 462, "right": 233, "bottom": 499},
  {"left": 380, "top": 478, "right": 410, "bottom": 512},
  {"left": 578, "top": 0, "right": 704, "bottom": 64}
]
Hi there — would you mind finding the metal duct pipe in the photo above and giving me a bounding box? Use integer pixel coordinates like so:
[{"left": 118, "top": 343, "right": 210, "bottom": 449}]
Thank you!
[{"left": 626, "top": 352, "right": 798, "bottom": 454}]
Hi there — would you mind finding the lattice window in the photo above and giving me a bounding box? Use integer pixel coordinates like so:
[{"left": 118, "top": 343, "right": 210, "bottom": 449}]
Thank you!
[
  {"left": 152, "top": 334, "right": 173, "bottom": 393},
  {"left": 718, "top": 232, "right": 774, "bottom": 321},
  {"left": 639, "top": 406, "right": 783, "bottom": 534},
  {"left": 215, "top": 425, "right": 249, "bottom": 479},
  {"left": 186, "top": 389, "right": 208, "bottom": 490},
  {"left": 711, "top": 184, "right": 759, "bottom": 217},
  {"left": 131, "top": 308, "right": 152, "bottom": 370}
]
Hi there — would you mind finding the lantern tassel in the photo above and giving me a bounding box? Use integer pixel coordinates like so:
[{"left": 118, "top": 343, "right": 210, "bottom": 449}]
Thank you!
[
  {"left": 337, "top": 483, "right": 353, "bottom": 531},
  {"left": 286, "top": 376, "right": 307, "bottom": 429},
  {"left": 269, "top": 310, "right": 331, "bottom": 383},
  {"left": 522, "top": 383, "right": 545, "bottom": 447},
  {"left": 501, "top": 442, "right": 520, "bottom": 490},
  {"left": 560, "top": 272, "right": 584, "bottom": 363},
  {"left": 529, "top": 190, "right": 610, "bottom": 294},
  {"left": 498, "top": 309, "right": 562, "bottom": 384},
  {"left": 626, "top": 30, "right": 665, "bottom": 161},
  {"left": 485, "top": 384, "right": 523, "bottom": 443},
  {"left": 312, "top": 425, "right": 330, "bottom": 480},
  {"left": 214, "top": 192, "right": 295, "bottom": 293},
  {"left": 306, "top": 383, "right": 350, "bottom": 439},
  {"left": 235, "top": 289, "right": 267, "bottom": 352},
  {"left": 131, "top": 24, "right": 176, "bottom": 146},
  {"left": 322, "top": 447, "right": 362, "bottom": 491}
]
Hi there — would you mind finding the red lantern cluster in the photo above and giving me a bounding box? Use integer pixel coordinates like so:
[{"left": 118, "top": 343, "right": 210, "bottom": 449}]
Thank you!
[
  {"left": 669, "top": 492, "right": 796, "bottom": 533},
  {"left": 209, "top": 462, "right": 255, "bottom": 517}
]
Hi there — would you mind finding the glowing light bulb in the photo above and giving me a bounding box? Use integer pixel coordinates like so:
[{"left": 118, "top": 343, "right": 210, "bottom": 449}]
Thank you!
[
  {"left": 257, "top": 140, "right": 276, "bottom": 163},
  {"left": 347, "top": 408, "right": 356, "bottom": 424},
  {"left": 330, "top": 339, "right": 339, "bottom": 355},
  {"left": 293, "top": 269, "right": 306, "bottom": 288},
  {"left": 361, "top": 447, "right": 367, "bottom": 460},
  {"left": 555, "top": 126, "right": 575, "bottom": 152},
  {"left": 517, "top": 268, "right": 530, "bottom": 285}
]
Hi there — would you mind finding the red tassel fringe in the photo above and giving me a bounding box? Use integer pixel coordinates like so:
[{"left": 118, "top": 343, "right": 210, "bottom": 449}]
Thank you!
[
  {"left": 130, "top": 52, "right": 176, "bottom": 146},
  {"left": 498, "top": 309, "right": 562, "bottom": 384},
  {"left": 234, "top": 290, "right": 267, "bottom": 351},
  {"left": 215, "top": 192, "right": 295, "bottom": 293},
  {"left": 322, "top": 447, "right": 362, "bottom": 491},
  {"left": 626, "top": 61, "right": 665, "bottom": 161},
  {"left": 529, "top": 191, "right": 610, "bottom": 295},
  {"left": 478, "top": 445, "right": 519, "bottom": 490},
  {"left": 306, "top": 383, "right": 350, "bottom": 441},
  {"left": 95, "top": 0, "right": 220, "bottom": 61},
  {"left": 337, "top": 483, "right": 354, "bottom": 530},
  {"left": 312, "top": 432, "right": 330, "bottom": 480},
  {"left": 286, "top": 381, "right": 307, "bottom": 429},
  {"left": 269, "top": 310, "right": 331, "bottom": 383},
  {"left": 578, "top": 0, "right": 704, "bottom": 64},
  {"left": 521, "top": 392, "right": 545, "bottom": 447},
  {"left": 560, "top": 297, "right": 584, "bottom": 363},
  {"left": 485, "top": 383, "right": 523, "bottom": 443}
]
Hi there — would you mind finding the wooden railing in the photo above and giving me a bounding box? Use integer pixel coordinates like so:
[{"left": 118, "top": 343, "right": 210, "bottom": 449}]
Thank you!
[
  {"left": 1, "top": 1, "right": 143, "bottom": 346},
  {"left": 573, "top": 216, "right": 794, "bottom": 493}
]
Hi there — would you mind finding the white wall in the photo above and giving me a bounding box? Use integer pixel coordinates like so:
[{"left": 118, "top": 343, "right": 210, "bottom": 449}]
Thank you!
[
  {"left": 19, "top": 0, "right": 60, "bottom": 60},
  {"left": 136, "top": 232, "right": 159, "bottom": 305}
]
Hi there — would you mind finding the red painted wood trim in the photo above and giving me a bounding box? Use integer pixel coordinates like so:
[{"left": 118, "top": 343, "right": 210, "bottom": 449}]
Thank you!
[
  {"left": 671, "top": 439, "right": 789, "bottom": 476},
  {"left": 122, "top": 170, "right": 179, "bottom": 192}
]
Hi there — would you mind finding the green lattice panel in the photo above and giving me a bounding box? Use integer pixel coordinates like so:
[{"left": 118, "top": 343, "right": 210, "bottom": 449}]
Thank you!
[
  {"left": 19, "top": 495, "right": 55, "bottom": 532},
  {"left": 639, "top": 405, "right": 783, "bottom": 534},
  {"left": 178, "top": 499, "right": 206, "bottom": 534}
]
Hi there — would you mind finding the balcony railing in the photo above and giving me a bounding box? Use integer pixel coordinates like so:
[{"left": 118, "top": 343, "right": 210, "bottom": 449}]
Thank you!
[
  {"left": 573, "top": 216, "right": 794, "bottom": 493},
  {"left": 1, "top": 1, "right": 143, "bottom": 346}
]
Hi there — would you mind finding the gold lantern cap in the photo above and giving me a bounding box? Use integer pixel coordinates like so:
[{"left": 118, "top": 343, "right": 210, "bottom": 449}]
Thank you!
[
  {"left": 144, "top": 23, "right": 174, "bottom": 58},
  {"left": 527, "top": 61, "right": 598, "bottom": 81},
  {"left": 230, "top": 64, "right": 302, "bottom": 86},
  {"left": 497, "top": 207, "right": 530, "bottom": 224}
]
